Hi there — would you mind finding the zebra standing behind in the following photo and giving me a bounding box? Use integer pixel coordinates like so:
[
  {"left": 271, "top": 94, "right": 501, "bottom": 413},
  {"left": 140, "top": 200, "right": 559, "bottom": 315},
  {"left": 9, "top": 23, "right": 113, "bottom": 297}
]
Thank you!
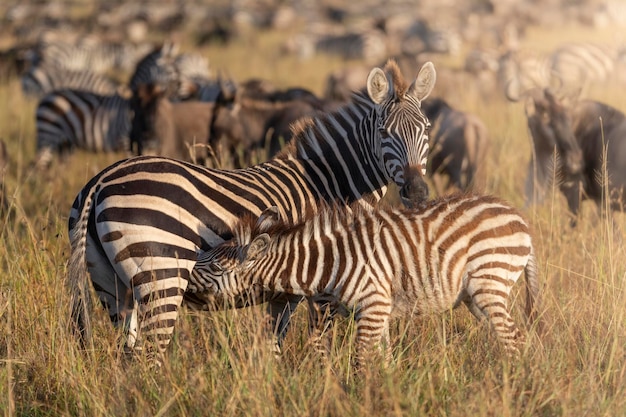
[
  {"left": 193, "top": 194, "right": 541, "bottom": 368},
  {"left": 501, "top": 42, "right": 626, "bottom": 95},
  {"left": 21, "top": 62, "right": 120, "bottom": 98},
  {"left": 67, "top": 60, "right": 436, "bottom": 358},
  {"left": 35, "top": 89, "right": 131, "bottom": 169}
]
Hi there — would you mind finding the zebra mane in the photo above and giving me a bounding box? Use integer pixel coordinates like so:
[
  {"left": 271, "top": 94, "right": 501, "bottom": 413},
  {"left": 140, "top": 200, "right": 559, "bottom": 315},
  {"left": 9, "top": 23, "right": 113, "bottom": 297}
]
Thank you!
[
  {"left": 277, "top": 89, "right": 374, "bottom": 159},
  {"left": 278, "top": 60, "right": 412, "bottom": 160},
  {"left": 233, "top": 202, "right": 374, "bottom": 246},
  {"left": 383, "top": 59, "right": 409, "bottom": 99}
]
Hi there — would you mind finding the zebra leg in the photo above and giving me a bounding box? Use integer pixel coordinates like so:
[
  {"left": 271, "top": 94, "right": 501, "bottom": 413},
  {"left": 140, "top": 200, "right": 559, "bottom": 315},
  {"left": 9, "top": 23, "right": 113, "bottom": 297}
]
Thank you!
[
  {"left": 306, "top": 297, "right": 336, "bottom": 359},
  {"left": 353, "top": 300, "right": 392, "bottom": 370},
  {"left": 131, "top": 275, "right": 189, "bottom": 357},
  {"left": 33, "top": 147, "right": 54, "bottom": 171},
  {"left": 267, "top": 293, "right": 303, "bottom": 355},
  {"left": 85, "top": 235, "right": 135, "bottom": 334},
  {"left": 466, "top": 274, "right": 523, "bottom": 355}
]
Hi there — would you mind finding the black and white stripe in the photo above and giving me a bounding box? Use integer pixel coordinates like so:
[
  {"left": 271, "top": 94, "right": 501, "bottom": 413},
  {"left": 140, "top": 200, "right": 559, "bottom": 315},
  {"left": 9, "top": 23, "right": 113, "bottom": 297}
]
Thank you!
[
  {"left": 35, "top": 38, "right": 154, "bottom": 74},
  {"left": 128, "top": 42, "right": 179, "bottom": 93},
  {"left": 501, "top": 42, "right": 626, "bottom": 93},
  {"left": 21, "top": 62, "right": 120, "bottom": 98},
  {"left": 35, "top": 89, "right": 131, "bottom": 169},
  {"left": 193, "top": 194, "right": 540, "bottom": 366},
  {"left": 67, "top": 60, "right": 437, "bottom": 357}
]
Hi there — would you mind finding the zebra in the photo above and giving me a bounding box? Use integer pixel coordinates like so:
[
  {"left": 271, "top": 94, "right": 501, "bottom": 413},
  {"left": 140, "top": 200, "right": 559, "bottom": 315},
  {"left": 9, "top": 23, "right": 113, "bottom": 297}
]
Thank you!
[
  {"left": 192, "top": 194, "right": 541, "bottom": 368},
  {"left": 128, "top": 42, "right": 179, "bottom": 94},
  {"left": 35, "top": 89, "right": 131, "bottom": 169},
  {"left": 172, "top": 52, "right": 212, "bottom": 100},
  {"left": 35, "top": 38, "right": 154, "bottom": 74},
  {"left": 501, "top": 42, "right": 626, "bottom": 95},
  {"left": 548, "top": 42, "right": 623, "bottom": 88},
  {"left": 67, "top": 60, "right": 437, "bottom": 358},
  {"left": 21, "top": 62, "right": 120, "bottom": 98}
]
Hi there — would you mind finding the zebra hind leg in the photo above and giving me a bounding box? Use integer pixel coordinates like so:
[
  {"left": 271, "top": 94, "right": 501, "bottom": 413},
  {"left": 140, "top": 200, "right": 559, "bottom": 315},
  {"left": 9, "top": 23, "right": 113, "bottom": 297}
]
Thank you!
[
  {"left": 466, "top": 274, "right": 523, "bottom": 356},
  {"left": 130, "top": 276, "right": 189, "bottom": 363}
]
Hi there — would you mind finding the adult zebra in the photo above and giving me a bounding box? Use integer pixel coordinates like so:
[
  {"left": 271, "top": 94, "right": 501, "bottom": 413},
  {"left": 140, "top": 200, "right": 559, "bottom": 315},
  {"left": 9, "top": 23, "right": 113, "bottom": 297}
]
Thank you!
[
  {"left": 35, "top": 89, "right": 131, "bottom": 169},
  {"left": 68, "top": 60, "right": 437, "bottom": 356},
  {"left": 500, "top": 42, "right": 625, "bottom": 94},
  {"left": 21, "top": 62, "right": 120, "bottom": 98}
]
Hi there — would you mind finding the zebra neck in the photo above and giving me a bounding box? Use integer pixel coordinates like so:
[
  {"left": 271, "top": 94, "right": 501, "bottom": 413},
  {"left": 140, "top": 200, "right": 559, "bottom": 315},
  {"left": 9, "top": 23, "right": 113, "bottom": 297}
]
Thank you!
[{"left": 282, "top": 97, "right": 389, "bottom": 207}]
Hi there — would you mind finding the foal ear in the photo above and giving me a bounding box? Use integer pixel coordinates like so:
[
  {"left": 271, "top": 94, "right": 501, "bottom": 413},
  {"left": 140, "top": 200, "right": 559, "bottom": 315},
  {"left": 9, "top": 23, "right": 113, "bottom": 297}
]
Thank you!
[
  {"left": 246, "top": 234, "right": 270, "bottom": 261},
  {"left": 256, "top": 206, "right": 281, "bottom": 231},
  {"left": 408, "top": 61, "right": 436, "bottom": 102},
  {"left": 367, "top": 67, "right": 391, "bottom": 104}
]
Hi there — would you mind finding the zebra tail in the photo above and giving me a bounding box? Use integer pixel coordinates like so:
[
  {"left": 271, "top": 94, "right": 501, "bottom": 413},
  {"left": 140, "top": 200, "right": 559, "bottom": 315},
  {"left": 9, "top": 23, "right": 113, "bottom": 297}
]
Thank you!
[
  {"left": 524, "top": 246, "right": 542, "bottom": 333},
  {"left": 67, "top": 181, "right": 99, "bottom": 349}
]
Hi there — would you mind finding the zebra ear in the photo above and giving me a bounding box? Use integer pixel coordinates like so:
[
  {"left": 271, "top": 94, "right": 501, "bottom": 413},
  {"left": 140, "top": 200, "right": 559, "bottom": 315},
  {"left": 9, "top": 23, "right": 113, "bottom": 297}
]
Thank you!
[
  {"left": 408, "top": 61, "right": 436, "bottom": 102},
  {"left": 246, "top": 234, "right": 270, "bottom": 261},
  {"left": 366, "top": 67, "right": 391, "bottom": 104},
  {"left": 256, "top": 206, "right": 281, "bottom": 232}
]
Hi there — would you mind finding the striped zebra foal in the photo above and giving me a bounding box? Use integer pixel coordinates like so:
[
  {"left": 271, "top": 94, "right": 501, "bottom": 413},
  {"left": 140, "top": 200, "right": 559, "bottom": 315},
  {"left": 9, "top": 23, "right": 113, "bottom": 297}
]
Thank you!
[
  {"left": 68, "top": 60, "right": 437, "bottom": 358},
  {"left": 35, "top": 89, "right": 131, "bottom": 169},
  {"left": 193, "top": 194, "right": 541, "bottom": 367}
]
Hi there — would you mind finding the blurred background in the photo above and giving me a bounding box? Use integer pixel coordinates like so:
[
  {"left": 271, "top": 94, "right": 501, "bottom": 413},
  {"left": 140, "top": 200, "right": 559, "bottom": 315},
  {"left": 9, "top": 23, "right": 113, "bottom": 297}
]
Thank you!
[{"left": 1, "top": 1, "right": 626, "bottom": 415}]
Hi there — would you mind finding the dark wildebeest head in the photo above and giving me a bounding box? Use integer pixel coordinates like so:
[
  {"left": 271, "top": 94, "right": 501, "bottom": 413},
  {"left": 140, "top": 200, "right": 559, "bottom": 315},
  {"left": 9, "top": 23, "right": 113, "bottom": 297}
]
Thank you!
[
  {"left": 130, "top": 82, "right": 222, "bottom": 164},
  {"left": 421, "top": 97, "right": 489, "bottom": 195},
  {"left": 524, "top": 89, "right": 584, "bottom": 179},
  {"left": 507, "top": 83, "right": 584, "bottom": 211},
  {"left": 209, "top": 78, "right": 324, "bottom": 168},
  {"left": 510, "top": 81, "right": 626, "bottom": 226}
]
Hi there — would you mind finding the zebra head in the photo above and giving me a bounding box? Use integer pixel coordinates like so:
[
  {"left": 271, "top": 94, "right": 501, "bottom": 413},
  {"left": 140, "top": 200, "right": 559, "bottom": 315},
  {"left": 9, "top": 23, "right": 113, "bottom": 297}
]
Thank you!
[
  {"left": 193, "top": 240, "right": 260, "bottom": 299},
  {"left": 367, "top": 60, "right": 436, "bottom": 207},
  {"left": 193, "top": 207, "right": 280, "bottom": 300}
]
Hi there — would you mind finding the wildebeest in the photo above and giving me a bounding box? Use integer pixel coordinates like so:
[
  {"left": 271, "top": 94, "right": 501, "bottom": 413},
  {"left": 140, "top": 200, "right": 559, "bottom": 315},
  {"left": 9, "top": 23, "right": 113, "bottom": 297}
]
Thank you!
[
  {"left": 422, "top": 97, "right": 489, "bottom": 195},
  {"left": 512, "top": 87, "right": 626, "bottom": 225},
  {"left": 209, "top": 81, "right": 324, "bottom": 167},
  {"left": 130, "top": 83, "right": 217, "bottom": 164}
]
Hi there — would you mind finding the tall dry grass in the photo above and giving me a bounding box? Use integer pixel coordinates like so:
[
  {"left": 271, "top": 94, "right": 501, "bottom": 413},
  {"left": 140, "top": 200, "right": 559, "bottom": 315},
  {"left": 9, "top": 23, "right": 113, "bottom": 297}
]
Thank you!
[{"left": 1, "top": 25, "right": 625, "bottom": 417}]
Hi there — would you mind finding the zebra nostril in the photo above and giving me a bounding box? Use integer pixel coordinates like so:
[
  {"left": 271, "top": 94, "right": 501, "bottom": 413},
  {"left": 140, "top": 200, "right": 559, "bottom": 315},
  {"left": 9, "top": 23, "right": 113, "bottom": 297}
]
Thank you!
[{"left": 400, "top": 178, "right": 429, "bottom": 208}]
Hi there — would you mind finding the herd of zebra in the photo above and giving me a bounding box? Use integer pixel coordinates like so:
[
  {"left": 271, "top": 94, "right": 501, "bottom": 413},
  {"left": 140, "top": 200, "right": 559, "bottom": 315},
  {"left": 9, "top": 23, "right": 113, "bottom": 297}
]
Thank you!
[{"left": 2, "top": 2, "right": 626, "bottom": 372}]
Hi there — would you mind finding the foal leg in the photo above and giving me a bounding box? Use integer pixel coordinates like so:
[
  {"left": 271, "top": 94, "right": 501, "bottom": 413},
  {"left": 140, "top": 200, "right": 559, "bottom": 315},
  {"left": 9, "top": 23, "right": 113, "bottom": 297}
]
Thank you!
[
  {"left": 354, "top": 299, "right": 393, "bottom": 370},
  {"left": 465, "top": 273, "right": 523, "bottom": 355}
]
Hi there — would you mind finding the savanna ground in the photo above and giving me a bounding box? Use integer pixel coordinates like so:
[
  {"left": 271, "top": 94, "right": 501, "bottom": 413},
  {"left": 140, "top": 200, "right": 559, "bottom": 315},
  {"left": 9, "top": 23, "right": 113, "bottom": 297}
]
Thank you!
[{"left": 1, "top": 17, "right": 625, "bottom": 417}]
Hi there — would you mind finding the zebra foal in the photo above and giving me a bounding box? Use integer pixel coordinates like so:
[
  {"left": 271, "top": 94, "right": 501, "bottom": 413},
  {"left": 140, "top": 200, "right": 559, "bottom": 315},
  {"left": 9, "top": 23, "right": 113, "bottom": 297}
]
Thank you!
[{"left": 193, "top": 194, "right": 541, "bottom": 367}]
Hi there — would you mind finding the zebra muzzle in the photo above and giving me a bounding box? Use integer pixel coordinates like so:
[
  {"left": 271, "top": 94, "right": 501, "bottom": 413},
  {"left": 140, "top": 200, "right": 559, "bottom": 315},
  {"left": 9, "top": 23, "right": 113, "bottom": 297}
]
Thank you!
[{"left": 399, "top": 166, "right": 429, "bottom": 208}]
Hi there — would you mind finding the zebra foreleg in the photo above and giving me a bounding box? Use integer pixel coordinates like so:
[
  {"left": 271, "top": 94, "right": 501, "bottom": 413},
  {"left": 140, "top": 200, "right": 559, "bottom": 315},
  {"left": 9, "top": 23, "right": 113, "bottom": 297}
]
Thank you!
[
  {"left": 306, "top": 297, "right": 337, "bottom": 360},
  {"left": 353, "top": 301, "right": 393, "bottom": 371},
  {"left": 266, "top": 293, "right": 303, "bottom": 355}
]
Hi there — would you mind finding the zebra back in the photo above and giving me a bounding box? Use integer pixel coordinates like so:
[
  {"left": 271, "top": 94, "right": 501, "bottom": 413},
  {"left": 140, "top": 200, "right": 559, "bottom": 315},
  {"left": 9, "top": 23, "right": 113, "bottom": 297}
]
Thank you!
[{"left": 21, "top": 63, "right": 120, "bottom": 97}]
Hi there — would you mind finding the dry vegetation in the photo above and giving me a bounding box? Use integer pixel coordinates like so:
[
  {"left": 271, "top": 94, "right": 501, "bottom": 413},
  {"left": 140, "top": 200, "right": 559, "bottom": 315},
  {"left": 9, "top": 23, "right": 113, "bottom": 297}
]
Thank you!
[{"left": 1, "top": 21, "right": 625, "bottom": 417}]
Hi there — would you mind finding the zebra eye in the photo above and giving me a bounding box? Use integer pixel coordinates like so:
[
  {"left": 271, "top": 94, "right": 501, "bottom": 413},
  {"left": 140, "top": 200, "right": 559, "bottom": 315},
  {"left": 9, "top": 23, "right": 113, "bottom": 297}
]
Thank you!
[{"left": 212, "top": 262, "right": 224, "bottom": 273}]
